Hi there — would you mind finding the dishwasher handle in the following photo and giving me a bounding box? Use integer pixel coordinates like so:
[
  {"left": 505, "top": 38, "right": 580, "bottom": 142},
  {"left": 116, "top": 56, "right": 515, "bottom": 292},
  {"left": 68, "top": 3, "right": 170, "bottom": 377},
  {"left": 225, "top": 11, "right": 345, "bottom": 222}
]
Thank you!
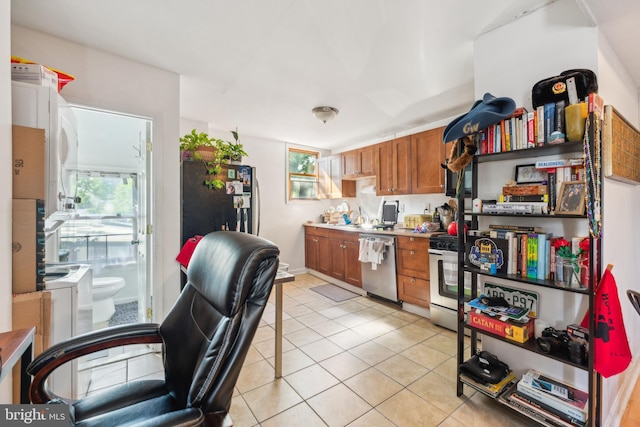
[{"left": 358, "top": 236, "right": 395, "bottom": 247}]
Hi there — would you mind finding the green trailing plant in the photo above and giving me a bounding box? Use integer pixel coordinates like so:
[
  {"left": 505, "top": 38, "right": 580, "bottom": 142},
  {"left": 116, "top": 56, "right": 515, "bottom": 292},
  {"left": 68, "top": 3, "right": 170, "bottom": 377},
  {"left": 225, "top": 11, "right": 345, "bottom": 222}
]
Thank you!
[
  {"left": 204, "top": 139, "right": 226, "bottom": 190},
  {"left": 179, "top": 129, "right": 217, "bottom": 160},
  {"left": 181, "top": 128, "right": 248, "bottom": 190}
]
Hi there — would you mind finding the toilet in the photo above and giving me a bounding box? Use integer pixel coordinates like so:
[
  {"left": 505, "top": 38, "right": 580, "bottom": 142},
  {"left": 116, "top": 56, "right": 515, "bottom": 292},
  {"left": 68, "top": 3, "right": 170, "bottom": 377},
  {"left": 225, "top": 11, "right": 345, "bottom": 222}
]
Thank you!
[{"left": 92, "top": 276, "right": 126, "bottom": 329}]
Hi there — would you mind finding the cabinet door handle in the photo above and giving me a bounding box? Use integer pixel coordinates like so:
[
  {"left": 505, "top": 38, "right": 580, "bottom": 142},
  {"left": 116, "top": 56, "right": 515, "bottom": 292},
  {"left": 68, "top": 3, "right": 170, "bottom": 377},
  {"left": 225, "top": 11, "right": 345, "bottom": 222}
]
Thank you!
[
  {"left": 411, "top": 277, "right": 416, "bottom": 283},
  {"left": 410, "top": 250, "right": 415, "bottom": 255},
  {"left": 410, "top": 237, "right": 415, "bottom": 241}
]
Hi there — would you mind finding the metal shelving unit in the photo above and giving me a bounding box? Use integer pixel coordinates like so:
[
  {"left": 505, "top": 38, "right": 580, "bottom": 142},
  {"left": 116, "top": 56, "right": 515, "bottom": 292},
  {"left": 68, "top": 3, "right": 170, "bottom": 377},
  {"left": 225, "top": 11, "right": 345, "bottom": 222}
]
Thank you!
[{"left": 454, "top": 118, "right": 602, "bottom": 426}]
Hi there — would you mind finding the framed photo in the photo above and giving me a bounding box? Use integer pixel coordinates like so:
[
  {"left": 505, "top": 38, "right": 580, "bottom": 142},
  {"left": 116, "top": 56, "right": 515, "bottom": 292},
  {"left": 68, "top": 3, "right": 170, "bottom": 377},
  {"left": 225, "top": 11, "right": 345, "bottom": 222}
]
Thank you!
[
  {"left": 515, "top": 164, "right": 548, "bottom": 184},
  {"left": 556, "top": 181, "right": 586, "bottom": 215}
]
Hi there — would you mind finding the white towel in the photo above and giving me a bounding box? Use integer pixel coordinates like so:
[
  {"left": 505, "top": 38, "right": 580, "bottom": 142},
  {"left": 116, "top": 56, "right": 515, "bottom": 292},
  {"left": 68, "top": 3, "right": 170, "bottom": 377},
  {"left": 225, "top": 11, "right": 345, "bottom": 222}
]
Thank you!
[{"left": 358, "top": 238, "right": 386, "bottom": 267}]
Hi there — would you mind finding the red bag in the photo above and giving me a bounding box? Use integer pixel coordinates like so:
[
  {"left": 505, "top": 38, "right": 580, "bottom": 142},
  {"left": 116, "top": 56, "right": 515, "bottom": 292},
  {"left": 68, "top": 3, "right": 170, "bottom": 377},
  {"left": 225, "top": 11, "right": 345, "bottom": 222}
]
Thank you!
[
  {"left": 580, "top": 268, "right": 632, "bottom": 378},
  {"left": 176, "top": 235, "right": 204, "bottom": 267}
]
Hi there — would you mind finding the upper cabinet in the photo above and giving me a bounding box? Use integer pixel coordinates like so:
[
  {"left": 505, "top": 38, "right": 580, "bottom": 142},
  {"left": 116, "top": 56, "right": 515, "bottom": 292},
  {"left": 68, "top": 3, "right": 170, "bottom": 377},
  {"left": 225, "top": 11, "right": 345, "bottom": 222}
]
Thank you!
[
  {"left": 318, "top": 154, "right": 342, "bottom": 199},
  {"left": 342, "top": 146, "right": 375, "bottom": 179},
  {"left": 374, "top": 127, "right": 446, "bottom": 195},
  {"left": 411, "top": 128, "right": 446, "bottom": 194},
  {"left": 375, "top": 135, "right": 412, "bottom": 195}
]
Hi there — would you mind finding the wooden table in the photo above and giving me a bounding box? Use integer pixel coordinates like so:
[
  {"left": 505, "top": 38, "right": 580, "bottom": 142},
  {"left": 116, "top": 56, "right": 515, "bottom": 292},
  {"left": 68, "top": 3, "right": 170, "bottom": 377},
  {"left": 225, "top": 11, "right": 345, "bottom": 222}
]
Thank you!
[
  {"left": 0, "top": 327, "right": 35, "bottom": 403},
  {"left": 274, "top": 271, "right": 295, "bottom": 378}
]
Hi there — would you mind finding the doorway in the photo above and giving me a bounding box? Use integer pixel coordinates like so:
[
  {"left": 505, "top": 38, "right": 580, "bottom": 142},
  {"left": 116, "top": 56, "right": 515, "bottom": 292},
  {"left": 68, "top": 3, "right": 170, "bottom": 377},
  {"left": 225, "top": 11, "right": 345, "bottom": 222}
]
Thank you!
[{"left": 58, "top": 106, "right": 153, "bottom": 331}]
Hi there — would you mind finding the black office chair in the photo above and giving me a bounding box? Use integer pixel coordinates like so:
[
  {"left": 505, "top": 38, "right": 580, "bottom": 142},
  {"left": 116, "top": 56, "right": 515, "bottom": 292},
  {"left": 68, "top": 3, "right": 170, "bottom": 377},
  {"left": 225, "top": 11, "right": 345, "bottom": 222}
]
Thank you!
[
  {"left": 27, "top": 231, "right": 279, "bottom": 427},
  {"left": 628, "top": 290, "right": 640, "bottom": 317}
]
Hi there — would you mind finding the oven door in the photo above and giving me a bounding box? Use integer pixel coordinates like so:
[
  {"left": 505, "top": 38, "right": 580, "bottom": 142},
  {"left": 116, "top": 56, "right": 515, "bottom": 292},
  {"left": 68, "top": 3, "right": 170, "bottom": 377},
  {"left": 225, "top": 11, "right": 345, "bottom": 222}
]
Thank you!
[{"left": 429, "top": 249, "right": 472, "bottom": 310}]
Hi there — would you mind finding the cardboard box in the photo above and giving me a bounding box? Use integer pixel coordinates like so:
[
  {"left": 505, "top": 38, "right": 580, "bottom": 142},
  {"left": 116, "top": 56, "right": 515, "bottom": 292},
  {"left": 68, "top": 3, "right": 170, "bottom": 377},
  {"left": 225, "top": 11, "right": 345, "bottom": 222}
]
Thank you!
[
  {"left": 12, "top": 291, "right": 51, "bottom": 403},
  {"left": 11, "top": 63, "right": 59, "bottom": 90},
  {"left": 12, "top": 199, "right": 46, "bottom": 294},
  {"left": 12, "top": 125, "right": 46, "bottom": 200},
  {"left": 468, "top": 309, "right": 534, "bottom": 343}
]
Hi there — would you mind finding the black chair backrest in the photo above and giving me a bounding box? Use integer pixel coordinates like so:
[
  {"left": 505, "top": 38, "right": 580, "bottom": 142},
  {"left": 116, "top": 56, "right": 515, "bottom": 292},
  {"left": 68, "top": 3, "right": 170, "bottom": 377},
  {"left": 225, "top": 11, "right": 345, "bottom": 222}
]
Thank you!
[{"left": 159, "top": 231, "right": 279, "bottom": 415}]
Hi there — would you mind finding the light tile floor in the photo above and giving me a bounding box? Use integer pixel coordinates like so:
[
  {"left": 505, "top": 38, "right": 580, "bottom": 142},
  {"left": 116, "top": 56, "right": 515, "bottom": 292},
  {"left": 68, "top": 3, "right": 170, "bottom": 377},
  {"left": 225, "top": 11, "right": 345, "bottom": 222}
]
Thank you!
[{"left": 80, "top": 273, "right": 533, "bottom": 426}]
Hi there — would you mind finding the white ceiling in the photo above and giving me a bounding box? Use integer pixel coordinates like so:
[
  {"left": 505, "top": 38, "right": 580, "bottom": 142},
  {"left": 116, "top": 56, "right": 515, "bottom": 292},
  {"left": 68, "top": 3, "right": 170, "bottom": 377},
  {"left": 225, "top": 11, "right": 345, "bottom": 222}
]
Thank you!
[{"left": 10, "top": 0, "right": 640, "bottom": 150}]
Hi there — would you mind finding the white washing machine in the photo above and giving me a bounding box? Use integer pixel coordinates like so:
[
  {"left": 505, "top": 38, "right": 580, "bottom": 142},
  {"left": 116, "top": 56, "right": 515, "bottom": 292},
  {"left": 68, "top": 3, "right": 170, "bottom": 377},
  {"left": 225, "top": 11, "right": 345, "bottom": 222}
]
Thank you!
[{"left": 45, "top": 264, "right": 93, "bottom": 399}]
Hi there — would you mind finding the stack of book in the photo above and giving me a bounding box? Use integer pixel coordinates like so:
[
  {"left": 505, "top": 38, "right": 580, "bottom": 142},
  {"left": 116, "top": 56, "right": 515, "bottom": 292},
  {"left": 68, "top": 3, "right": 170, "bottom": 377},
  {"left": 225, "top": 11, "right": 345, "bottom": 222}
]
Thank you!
[
  {"left": 460, "top": 371, "right": 516, "bottom": 398},
  {"left": 475, "top": 225, "right": 588, "bottom": 282},
  {"left": 478, "top": 93, "right": 604, "bottom": 155},
  {"left": 500, "top": 370, "right": 588, "bottom": 427}
]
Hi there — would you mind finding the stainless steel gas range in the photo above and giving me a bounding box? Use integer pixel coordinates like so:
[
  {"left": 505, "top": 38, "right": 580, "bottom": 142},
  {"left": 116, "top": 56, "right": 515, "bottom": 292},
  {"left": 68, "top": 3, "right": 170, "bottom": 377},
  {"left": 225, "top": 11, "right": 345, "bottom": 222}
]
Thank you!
[{"left": 428, "top": 234, "right": 472, "bottom": 331}]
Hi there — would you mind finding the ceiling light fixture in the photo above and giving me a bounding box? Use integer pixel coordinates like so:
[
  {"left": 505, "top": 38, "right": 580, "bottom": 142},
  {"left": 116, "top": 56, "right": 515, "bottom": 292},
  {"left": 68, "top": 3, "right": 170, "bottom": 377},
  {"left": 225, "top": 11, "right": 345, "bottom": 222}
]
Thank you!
[{"left": 312, "top": 106, "right": 339, "bottom": 124}]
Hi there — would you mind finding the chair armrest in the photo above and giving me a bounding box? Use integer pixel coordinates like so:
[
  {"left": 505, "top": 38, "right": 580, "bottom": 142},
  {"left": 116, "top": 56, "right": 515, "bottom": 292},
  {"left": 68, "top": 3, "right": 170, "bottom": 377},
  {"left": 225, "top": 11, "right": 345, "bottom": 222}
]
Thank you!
[
  {"left": 129, "top": 408, "right": 204, "bottom": 427},
  {"left": 28, "top": 323, "right": 163, "bottom": 403}
]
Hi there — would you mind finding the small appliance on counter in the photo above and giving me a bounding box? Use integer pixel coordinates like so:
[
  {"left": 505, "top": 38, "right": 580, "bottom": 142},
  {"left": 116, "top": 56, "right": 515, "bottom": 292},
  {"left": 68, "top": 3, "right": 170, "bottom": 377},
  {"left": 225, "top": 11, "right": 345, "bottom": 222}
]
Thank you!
[
  {"left": 402, "top": 213, "right": 432, "bottom": 229},
  {"left": 373, "top": 200, "right": 399, "bottom": 230}
]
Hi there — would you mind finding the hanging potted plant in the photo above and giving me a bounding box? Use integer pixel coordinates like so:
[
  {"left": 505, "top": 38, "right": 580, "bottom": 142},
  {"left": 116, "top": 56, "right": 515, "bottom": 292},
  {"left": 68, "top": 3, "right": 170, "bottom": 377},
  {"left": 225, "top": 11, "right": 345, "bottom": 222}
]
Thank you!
[
  {"left": 179, "top": 129, "right": 217, "bottom": 161},
  {"left": 220, "top": 128, "right": 248, "bottom": 165}
]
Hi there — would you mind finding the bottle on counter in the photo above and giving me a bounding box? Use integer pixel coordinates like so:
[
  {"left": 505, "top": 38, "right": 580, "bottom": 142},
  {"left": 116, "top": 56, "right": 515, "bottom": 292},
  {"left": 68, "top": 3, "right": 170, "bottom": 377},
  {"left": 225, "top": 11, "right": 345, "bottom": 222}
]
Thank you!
[{"left": 432, "top": 208, "right": 441, "bottom": 230}]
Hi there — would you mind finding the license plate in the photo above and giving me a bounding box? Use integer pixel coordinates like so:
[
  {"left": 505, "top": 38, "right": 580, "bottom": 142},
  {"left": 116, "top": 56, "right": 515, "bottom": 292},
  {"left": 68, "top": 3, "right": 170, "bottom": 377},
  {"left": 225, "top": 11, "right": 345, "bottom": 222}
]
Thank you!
[{"left": 482, "top": 282, "right": 539, "bottom": 318}]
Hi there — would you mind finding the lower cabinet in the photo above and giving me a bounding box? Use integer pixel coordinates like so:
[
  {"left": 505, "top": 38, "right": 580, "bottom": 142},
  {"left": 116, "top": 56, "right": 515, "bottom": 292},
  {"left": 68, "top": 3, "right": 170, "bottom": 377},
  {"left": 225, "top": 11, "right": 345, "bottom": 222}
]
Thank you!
[
  {"left": 304, "top": 227, "right": 330, "bottom": 275},
  {"left": 396, "top": 236, "right": 430, "bottom": 307},
  {"left": 304, "top": 227, "right": 362, "bottom": 288}
]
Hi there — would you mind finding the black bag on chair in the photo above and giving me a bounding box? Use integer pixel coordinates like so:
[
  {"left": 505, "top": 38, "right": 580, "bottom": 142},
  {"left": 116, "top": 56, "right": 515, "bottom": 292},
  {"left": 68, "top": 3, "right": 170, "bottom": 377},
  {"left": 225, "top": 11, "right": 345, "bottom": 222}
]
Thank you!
[
  {"left": 460, "top": 350, "right": 510, "bottom": 385},
  {"left": 532, "top": 69, "right": 598, "bottom": 108}
]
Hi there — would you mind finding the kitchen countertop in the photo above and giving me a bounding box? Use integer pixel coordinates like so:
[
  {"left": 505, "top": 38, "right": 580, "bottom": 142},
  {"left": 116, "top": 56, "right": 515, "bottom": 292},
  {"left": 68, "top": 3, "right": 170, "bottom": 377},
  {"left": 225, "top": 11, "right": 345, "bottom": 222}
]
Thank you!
[{"left": 303, "top": 222, "right": 445, "bottom": 239}]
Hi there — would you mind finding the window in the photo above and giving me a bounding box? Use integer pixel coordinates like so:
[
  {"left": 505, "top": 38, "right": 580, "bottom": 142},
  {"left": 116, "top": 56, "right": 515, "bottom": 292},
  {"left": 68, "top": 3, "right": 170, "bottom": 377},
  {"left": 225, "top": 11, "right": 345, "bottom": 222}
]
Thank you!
[{"left": 288, "top": 148, "right": 319, "bottom": 200}]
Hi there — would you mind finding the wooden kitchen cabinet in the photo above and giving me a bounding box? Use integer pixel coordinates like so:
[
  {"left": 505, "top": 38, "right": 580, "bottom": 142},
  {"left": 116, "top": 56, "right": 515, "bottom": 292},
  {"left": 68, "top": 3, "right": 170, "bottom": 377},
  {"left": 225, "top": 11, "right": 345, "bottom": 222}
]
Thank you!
[
  {"left": 304, "top": 227, "right": 361, "bottom": 288},
  {"left": 304, "top": 226, "right": 331, "bottom": 275},
  {"left": 396, "top": 235, "right": 430, "bottom": 307},
  {"left": 342, "top": 238, "right": 362, "bottom": 287},
  {"left": 375, "top": 135, "right": 411, "bottom": 195},
  {"left": 328, "top": 230, "right": 361, "bottom": 287},
  {"left": 411, "top": 127, "right": 446, "bottom": 194},
  {"left": 342, "top": 146, "right": 375, "bottom": 179}
]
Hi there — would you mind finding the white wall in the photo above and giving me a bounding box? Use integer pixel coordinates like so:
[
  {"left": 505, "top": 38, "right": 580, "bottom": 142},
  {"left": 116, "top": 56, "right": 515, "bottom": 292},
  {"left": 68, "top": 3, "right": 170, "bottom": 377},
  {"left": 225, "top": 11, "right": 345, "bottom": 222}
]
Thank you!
[
  {"left": 205, "top": 128, "right": 333, "bottom": 272},
  {"left": 1, "top": 0, "right": 14, "bottom": 402},
  {"left": 11, "top": 25, "right": 182, "bottom": 322},
  {"left": 473, "top": 0, "right": 640, "bottom": 424},
  {"left": 595, "top": 28, "right": 640, "bottom": 426}
]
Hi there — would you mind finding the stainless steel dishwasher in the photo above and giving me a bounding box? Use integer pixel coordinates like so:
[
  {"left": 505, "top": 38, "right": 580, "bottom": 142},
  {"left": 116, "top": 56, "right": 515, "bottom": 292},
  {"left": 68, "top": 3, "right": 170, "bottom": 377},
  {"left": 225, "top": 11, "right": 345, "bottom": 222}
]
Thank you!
[{"left": 359, "top": 234, "right": 399, "bottom": 303}]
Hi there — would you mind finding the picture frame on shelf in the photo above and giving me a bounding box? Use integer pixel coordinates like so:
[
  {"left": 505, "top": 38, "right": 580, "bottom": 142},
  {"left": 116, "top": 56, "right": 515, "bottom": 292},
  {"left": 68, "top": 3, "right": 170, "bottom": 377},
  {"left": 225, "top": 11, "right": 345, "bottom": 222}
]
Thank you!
[
  {"left": 556, "top": 181, "right": 586, "bottom": 215},
  {"left": 515, "top": 164, "right": 548, "bottom": 184}
]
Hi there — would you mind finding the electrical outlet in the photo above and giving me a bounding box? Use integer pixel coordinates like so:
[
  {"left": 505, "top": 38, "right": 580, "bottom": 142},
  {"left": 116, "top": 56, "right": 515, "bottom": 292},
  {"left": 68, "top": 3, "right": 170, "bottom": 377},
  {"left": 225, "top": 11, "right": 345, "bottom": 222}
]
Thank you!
[
  {"left": 400, "top": 203, "right": 405, "bottom": 213},
  {"left": 425, "top": 203, "right": 431, "bottom": 212}
]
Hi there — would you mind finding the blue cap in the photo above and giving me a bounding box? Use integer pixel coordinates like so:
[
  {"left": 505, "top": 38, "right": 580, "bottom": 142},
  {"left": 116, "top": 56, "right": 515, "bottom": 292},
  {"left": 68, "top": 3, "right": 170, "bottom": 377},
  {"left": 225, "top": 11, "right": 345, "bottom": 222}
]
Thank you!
[{"left": 443, "top": 93, "right": 516, "bottom": 143}]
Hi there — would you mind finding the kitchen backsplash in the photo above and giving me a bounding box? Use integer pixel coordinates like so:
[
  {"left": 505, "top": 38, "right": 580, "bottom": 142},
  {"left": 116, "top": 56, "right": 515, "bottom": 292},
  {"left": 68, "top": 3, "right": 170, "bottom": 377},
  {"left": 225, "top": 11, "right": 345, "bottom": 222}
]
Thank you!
[{"left": 336, "top": 177, "right": 451, "bottom": 226}]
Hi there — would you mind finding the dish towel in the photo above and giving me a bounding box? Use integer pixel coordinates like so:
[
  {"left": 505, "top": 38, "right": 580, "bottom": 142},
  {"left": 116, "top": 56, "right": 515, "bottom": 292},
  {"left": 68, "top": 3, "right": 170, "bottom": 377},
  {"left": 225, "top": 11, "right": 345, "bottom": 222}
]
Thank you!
[{"left": 358, "top": 238, "right": 386, "bottom": 270}]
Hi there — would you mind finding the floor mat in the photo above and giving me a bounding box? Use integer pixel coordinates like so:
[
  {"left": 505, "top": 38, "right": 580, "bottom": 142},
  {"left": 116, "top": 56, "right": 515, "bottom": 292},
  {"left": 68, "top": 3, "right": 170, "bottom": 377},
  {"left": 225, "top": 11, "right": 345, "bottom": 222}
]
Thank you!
[
  {"left": 310, "top": 283, "right": 359, "bottom": 302},
  {"left": 110, "top": 301, "right": 139, "bottom": 327}
]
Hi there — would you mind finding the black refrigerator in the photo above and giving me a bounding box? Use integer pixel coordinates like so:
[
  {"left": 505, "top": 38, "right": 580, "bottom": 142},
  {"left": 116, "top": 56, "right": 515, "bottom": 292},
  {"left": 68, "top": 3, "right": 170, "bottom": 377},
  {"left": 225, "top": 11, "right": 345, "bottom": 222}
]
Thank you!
[{"left": 181, "top": 161, "right": 258, "bottom": 248}]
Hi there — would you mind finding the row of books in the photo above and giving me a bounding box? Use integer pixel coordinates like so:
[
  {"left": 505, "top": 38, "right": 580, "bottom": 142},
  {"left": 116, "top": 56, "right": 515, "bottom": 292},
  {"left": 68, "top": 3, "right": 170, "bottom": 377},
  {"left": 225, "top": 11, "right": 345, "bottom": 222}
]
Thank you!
[
  {"left": 478, "top": 93, "right": 603, "bottom": 155},
  {"left": 499, "top": 369, "right": 588, "bottom": 427},
  {"left": 482, "top": 225, "right": 586, "bottom": 281}
]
